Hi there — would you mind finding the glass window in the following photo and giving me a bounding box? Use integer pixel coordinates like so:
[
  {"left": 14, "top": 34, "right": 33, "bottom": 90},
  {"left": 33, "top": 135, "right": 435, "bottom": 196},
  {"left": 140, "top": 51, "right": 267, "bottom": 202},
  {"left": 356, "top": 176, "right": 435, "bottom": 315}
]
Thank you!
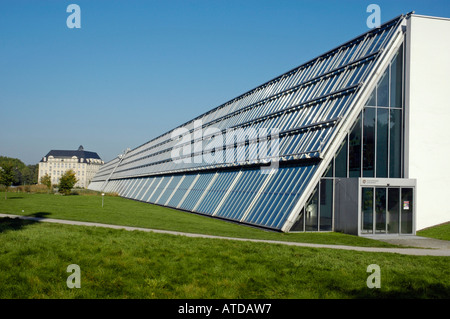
[
  {"left": 376, "top": 108, "right": 389, "bottom": 177},
  {"left": 365, "top": 88, "right": 376, "bottom": 106},
  {"left": 324, "top": 161, "right": 333, "bottom": 178},
  {"left": 387, "top": 188, "right": 399, "bottom": 234},
  {"left": 361, "top": 187, "right": 373, "bottom": 234},
  {"left": 375, "top": 188, "right": 386, "bottom": 233},
  {"left": 290, "top": 207, "right": 304, "bottom": 231},
  {"left": 335, "top": 138, "right": 348, "bottom": 178},
  {"left": 305, "top": 184, "right": 318, "bottom": 231},
  {"left": 401, "top": 188, "right": 413, "bottom": 234},
  {"left": 363, "top": 108, "right": 376, "bottom": 177},
  {"left": 376, "top": 68, "right": 389, "bottom": 106},
  {"left": 390, "top": 44, "right": 403, "bottom": 108},
  {"left": 348, "top": 114, "right": 361, "bottom": 177},
  {"left": 389, "top": 109, "right": 402, "bottom": 178},
  {"left": 319, "top": 178, "right": 333, "bottom": 231}
]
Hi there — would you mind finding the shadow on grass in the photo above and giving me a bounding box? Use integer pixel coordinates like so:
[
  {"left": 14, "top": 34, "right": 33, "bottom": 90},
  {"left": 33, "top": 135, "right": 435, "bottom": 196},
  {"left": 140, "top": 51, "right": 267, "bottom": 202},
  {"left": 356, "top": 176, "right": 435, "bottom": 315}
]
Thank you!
[
  {"left": 0, "top": 217, "right": 39, "bottom": 234},
  {"left": 27, "top": 212, "right": 51, "bottom": 219},
  {"left": 0, "top": 212, "right": 51, "bottom": 234}
]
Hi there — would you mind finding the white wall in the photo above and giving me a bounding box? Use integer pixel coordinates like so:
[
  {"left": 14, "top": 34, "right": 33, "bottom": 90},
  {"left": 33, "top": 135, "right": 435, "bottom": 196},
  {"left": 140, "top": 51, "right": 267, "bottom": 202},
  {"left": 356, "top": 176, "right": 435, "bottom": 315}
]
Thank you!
[{"left": 407, "top": 15, "right": 450, "bottom": 230}]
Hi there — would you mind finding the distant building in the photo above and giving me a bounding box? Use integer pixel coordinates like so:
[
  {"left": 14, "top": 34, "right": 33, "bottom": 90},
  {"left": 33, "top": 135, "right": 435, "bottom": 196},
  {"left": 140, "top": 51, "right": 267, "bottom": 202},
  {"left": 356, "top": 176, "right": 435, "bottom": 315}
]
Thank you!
[{"left": 38, "top": 145, "right": 104, "bottom": 188}]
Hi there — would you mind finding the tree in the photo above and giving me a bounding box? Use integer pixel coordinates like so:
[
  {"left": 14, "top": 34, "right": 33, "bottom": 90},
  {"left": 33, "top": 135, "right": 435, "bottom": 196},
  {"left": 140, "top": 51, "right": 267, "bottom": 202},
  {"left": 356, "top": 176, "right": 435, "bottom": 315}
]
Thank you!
[
  {"left": 22, "top": 164, "right": 38, "bottom": 185},
  {"left": 58, "top": 170, "right": 78, "bottom": 195},
  {"left": 0, "top": 163, "right": 16, "bottom": 199},
  {"left": 0, "top": 156, "right": 37, "bottom": 185},
  {"left": 40, "top": 173, "right": 52, "bottom": 191}
]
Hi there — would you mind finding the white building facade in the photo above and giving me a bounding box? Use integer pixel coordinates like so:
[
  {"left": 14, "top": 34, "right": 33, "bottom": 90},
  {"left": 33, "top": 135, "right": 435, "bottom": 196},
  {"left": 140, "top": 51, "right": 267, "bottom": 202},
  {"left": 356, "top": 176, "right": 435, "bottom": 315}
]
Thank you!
[{"left": 38, "top": 146, "right": 104, "bottom": 189}]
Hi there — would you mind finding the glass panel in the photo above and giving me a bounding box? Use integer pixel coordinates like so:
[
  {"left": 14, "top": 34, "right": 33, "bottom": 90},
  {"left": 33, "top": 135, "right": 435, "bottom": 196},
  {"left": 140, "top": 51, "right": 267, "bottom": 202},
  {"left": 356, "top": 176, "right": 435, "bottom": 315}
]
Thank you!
[
  {"left": 217, "top": 169, "right": 266, "bottom": 220},
  {"left": 320, "top": 178, "right": 333, "bottom": 231},
  {"left": 290, "top": 207, "right": 304, "bottom": 231},
  {"left": 196, "top": 171, "right": 237, "bottom": 215},
  {"left": 387, "top": 188, "right": 399, "bottom": 234},
  {"left": 363, "top": 108, "right": 375, "bottom": 177},
  {"left": 361, "top": 187, "right": 373, "bottom": 234},
  {"left": 324, "top": 161, "right": 333, "bottom": 178},
  {"left": 167, "top": 175, "right": 194, "bottom": 207},
  {"left": 375, "top": 188, "right": 386, "bottom": 233},
  {"left": 376, "top": 108, "right": 389, "bottom": 178},
  {"left": 135, "top": 178, "right": 151, "bottom": 201},
  {"left": 376, "top": 67, "right": 389, "bottom": 106},
  {"left": 401, "top": 188, "right": 413, "bottom": 234},
  {"left": 305, "top": 184, "right": 318, "bottom": 231},
  {"left": 365, "top": 88, "right": 376, "bottom": 106},
  {"left": 389, "top": 109, "right": 402, "bottom": 178},
  {"left": 390, "top": 44, "right": 403, "bottom": 108},
  {"left": 349, "top": 114, "right": 361, "bottom": 178},
  {"left": 335, "top": 138, "right": 348, "bottom": 178}
]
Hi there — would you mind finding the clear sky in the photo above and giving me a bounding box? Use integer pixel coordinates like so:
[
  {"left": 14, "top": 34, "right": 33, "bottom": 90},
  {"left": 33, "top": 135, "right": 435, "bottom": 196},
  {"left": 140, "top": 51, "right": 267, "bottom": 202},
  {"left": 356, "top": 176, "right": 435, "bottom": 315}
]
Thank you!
[{"left": 1, "top": 0, "right": 450, "bottom": 165}]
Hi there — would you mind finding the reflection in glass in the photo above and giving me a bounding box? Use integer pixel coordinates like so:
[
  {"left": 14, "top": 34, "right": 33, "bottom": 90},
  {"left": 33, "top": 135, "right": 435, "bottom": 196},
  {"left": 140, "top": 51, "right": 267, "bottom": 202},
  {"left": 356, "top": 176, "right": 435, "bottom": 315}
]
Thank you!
[
  {"left": 324, "top": 162, "right": 333, "bottom": 178},
  {"left": 320, "top": 179, "right": 333, "bottom": 231},
  {"left": 305, "top": 185, "right": 319, "bottom": 231},
  {"left": 377, "top": 68, "right": 389, "bottom": 106},
  {"left": 363, "top": 108, "right": 375, "bottom": 177},
  {"left": 362, "top": 187, "right": 373, "bottom": 234},
  {"left": 376, "top": 108, "right": 389, "bottom": 177},
  {"left": 349, "top": 114, "right": 361, "bottom": 177},
  {"left": 291, "top": 207, "right": 304, "bottom": 231},
  {"left": 401, "top": 188, "right": 413, "bottom": 234},
  {"left": 375, "top": 188, "right": 386, "bottom": 233},
  {"left": 390, "top": 109, "right": 402, "bottom": 178},
  {"left": 366, "top": 88, "right": 376, "bottom": 106},
  {"left": 335, "top": 138, "right": 348, "bottom": 178},
  {"left": 387, "top": 188, "right": 399, "bottom": 234},
  {"left": 390, "top": 44, "right": 403, "bottom": 108}
]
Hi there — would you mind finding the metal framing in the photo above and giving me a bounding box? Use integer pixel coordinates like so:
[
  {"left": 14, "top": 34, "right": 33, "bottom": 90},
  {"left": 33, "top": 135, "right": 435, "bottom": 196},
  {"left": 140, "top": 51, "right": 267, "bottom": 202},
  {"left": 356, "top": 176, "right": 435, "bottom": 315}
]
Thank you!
[{"left": 357, "top": 178, "right": 416, "bottom": 236}]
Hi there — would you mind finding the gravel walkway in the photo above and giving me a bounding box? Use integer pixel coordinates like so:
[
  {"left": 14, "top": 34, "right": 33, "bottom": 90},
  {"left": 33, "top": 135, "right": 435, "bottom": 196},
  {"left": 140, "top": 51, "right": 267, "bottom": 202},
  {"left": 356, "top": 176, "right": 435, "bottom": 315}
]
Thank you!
[{"left": 1, "top": 213, "right": 449, "bottom": 256}]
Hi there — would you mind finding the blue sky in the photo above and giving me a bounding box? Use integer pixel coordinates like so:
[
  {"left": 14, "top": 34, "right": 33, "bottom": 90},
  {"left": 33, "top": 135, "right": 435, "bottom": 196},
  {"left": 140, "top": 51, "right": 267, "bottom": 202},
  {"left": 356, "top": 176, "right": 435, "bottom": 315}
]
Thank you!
[{"left": 1, "top": 0, "right": 450, "bottom": 165}]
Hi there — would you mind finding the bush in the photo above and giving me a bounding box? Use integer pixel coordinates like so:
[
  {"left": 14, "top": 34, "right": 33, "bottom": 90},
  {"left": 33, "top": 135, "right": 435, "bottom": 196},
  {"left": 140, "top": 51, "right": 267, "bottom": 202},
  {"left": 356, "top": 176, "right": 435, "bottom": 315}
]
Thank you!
[
  {"left": 15, "top": 184, "right": 49, "bottom": 194},
  {"left": 58, "top": 170, "right": 78, "bottom": 195}
]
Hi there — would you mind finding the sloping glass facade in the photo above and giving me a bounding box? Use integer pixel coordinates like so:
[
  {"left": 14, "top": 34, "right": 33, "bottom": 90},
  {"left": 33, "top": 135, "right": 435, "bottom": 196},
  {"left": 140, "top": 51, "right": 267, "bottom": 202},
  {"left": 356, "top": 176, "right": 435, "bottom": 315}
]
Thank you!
[{"left": 89, "top": 15, "right": 407, "bottom": 231}]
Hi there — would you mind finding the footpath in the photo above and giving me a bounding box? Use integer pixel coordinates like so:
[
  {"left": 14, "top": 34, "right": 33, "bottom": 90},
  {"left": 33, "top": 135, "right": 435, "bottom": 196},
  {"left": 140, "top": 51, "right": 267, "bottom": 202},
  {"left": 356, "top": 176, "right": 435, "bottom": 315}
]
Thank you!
[{"left": 1, "top": 213, "right": 449, "bottom": 257}]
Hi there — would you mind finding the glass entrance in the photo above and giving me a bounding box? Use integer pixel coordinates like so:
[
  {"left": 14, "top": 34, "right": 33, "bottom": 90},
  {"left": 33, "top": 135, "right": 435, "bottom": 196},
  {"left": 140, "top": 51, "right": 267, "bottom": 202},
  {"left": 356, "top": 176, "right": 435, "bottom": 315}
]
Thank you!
[{"left": 361, "top": 186, "right": 413, "bottom": 234}]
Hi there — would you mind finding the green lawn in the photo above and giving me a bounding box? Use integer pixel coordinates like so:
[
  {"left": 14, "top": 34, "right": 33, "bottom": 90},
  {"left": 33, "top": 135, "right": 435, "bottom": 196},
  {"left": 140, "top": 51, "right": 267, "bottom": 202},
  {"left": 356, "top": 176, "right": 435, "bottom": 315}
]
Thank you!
[
  {"left": 0, "top": 217, "right": 448, "bottom": 299},
  {"left": 0, "top": 192, "right": 449, "bottom": 299},
  {"left": 0, "top": 192, "right": 397, "bottom": 247},
  {"left": 418, "top": 222, "right": 450, "bottom": 241}
]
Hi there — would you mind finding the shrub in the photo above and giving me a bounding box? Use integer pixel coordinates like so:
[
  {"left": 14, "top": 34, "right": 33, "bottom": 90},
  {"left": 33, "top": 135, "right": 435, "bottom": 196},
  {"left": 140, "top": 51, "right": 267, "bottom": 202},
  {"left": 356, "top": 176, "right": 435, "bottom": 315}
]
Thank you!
[
  {"left": 58, "top": 170, "right": 78, "bottom": 195},
  {"left": 16, "top": 184, "right": 49, "bottom": 194}
]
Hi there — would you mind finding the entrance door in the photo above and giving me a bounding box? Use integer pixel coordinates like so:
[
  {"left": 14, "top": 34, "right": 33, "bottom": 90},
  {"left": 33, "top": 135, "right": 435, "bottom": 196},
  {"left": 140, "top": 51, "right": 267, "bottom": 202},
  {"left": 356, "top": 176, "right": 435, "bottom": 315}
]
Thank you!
[
  {"left": 401, "top": 188, "right": 413, "bottom": 234},
  {"left": 361, "top": 187, "right": 413, "bottom": 235}
]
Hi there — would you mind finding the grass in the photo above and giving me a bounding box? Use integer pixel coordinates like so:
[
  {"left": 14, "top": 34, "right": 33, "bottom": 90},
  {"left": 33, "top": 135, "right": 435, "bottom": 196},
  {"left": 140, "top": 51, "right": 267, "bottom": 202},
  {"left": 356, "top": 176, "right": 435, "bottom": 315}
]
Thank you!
[
  {"left": 418, "top": 222, "right": 450, "bottom": 241},
  {"left": 0, "top": 217, "right": 448, "bottom": 299},
  {"left": 0, "top": 192, "right": 398, "bottom": 248}
]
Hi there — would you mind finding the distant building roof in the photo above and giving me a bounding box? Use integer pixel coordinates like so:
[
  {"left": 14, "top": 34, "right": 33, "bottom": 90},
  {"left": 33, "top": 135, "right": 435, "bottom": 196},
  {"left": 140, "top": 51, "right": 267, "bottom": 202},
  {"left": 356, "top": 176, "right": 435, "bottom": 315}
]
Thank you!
[{"left": 41, "top": 145, "right": 102, "bottom": 162}]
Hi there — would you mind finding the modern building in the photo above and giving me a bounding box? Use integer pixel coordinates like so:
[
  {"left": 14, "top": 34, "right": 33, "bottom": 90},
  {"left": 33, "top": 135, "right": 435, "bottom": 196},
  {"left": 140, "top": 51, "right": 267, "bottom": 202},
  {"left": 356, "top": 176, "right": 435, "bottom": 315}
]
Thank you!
[
  {"left": 89, "top": 13, "right": 450, "bottom": 235},
  {"left": 39, "top": 145, "right": 104, "bottom": 188}
]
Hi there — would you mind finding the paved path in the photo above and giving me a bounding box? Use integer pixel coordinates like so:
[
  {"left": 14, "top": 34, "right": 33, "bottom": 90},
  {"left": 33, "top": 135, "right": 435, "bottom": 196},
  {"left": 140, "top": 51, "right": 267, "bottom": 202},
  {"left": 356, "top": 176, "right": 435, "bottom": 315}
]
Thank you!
[{"left": 1, "top": 213, "right": 449, "bottom": 256}]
